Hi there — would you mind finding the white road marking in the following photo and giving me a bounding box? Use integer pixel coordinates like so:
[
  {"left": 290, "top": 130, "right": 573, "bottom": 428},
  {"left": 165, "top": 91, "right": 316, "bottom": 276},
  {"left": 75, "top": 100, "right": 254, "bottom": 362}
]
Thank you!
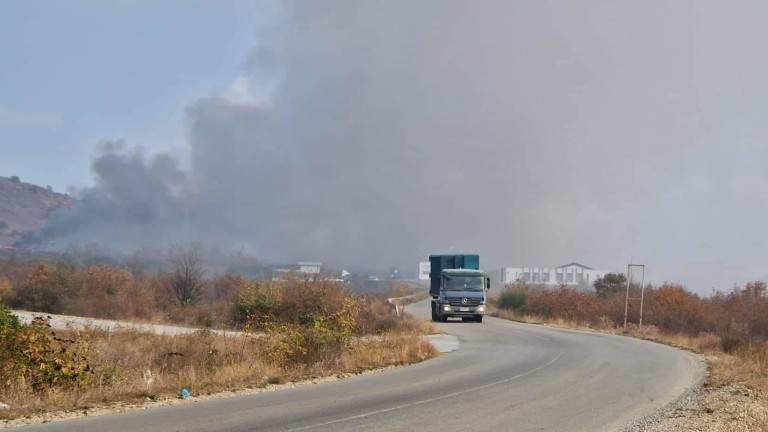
[{"left": 288, "top": 352, "right": 564, "bottom": 431}]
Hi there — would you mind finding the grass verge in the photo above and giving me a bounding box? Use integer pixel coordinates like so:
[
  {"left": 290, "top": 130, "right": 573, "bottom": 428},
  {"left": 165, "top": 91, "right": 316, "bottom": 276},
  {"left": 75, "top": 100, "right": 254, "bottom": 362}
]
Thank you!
[{"left": 0, "top": 290, "right": 438, "bottom": 426}]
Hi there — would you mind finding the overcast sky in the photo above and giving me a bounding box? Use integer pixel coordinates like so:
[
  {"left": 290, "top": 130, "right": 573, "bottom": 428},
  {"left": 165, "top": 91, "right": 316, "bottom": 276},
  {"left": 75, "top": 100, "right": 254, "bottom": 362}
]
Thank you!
[{"left": 2, "top": 1, "right": 768, "bottom": 292}]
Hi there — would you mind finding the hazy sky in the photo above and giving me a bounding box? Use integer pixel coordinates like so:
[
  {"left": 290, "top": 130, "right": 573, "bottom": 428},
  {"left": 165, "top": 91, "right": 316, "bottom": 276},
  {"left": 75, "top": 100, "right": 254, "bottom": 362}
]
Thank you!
[
  {"left": 0, "top": 0, "right": 275, "bottom": 189},
  {"left": 2, "top": 1, "right": 768, "bottom": 292}
]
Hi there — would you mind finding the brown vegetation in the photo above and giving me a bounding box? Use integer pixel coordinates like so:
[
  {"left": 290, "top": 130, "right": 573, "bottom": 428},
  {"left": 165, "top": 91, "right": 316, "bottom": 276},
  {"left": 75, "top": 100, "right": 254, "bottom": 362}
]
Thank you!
[
  {"left": 0, "top": 258, "right": 437, "bottom": 420},
  {"left": 492, "top": 280, "right": 768, "bottom": 431}
]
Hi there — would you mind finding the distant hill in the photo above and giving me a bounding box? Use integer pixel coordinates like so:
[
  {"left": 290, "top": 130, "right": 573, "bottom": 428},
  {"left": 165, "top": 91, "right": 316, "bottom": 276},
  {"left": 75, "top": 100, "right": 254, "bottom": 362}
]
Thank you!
[{"left": 0, "top": 176, "right": 73, "bottom": 247}]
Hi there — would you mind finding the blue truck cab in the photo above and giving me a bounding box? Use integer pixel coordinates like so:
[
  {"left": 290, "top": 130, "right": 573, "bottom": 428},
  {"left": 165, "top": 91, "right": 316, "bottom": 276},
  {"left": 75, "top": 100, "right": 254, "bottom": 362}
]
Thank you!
[{"left": 429, "top": 254, "right": 490, "bottom": 323}]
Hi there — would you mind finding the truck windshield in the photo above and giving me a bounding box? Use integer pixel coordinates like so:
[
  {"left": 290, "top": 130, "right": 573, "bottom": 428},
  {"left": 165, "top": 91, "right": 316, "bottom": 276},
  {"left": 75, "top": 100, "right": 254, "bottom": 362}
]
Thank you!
[{"left": 444, "top": 276, "right": 484, "bottom": 291}]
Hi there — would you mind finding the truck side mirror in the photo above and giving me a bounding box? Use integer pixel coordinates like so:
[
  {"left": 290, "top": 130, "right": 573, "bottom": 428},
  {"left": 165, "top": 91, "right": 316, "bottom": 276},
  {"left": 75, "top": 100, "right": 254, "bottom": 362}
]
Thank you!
[{"left": 485, "top": 276, "right": 491, "bottom": 290}]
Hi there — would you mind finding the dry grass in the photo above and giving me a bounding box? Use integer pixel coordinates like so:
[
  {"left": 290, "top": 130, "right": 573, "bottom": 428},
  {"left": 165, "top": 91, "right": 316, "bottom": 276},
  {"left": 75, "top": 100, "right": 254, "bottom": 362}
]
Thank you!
[
  {"left": 343, "top": 330, "right": 438, "bottom": 372},
  {"left": 711, "top": 343, "right": 768, "bottom": 395},
  {"left": 0, "top": 262, "right": 441, "bottom": 423},
  {"left": 0, "top": 322, "right": 437, "bottom": 421}
]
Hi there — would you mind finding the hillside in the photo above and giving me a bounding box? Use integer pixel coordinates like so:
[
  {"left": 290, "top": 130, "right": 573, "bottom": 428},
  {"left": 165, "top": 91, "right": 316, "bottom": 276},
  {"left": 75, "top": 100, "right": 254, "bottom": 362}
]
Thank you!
[{"left": 0, "top": 176, "right": 73, "bottom": 247}]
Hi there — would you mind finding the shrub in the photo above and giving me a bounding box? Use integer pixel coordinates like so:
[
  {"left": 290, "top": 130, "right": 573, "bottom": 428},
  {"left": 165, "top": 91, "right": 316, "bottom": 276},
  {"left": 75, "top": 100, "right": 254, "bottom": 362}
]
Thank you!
[
  {"left": 0, "top": 278, "right": 12, "bottom": 304},
  {"left": 14, "top": 262, "right": 70, "bottom": 313},
  {"left": 9, "top": 176, "right": 20, "bottom": 183},
  {"left": 497, "top": 290, "right": 528, "bottom": 312},
  {"left": 358, "top": 294, "right": 398, "bottom": 333},
  {"left": 279, "top": 281, "right": 350, "bottom": 327},
  {"left": 0, "top": 306, "right": 92, "bottom": 391},
  {"left": 720, "top": 333, "right": 749, "bottom": 354},
  {"left": 233, "top": 281, "right": 281, "bottom": 328},
  {"left": 231, "top": 280, "right": 363, "bottom": 367},
  {"left": 643, "top": 284, "right": 710, "bottom": 335},
  {"left": 67, "top": 265, "right": 137, "bottom": 319},
  {"left": 260, "top": 292, "right": 361, "bottom": 367}
]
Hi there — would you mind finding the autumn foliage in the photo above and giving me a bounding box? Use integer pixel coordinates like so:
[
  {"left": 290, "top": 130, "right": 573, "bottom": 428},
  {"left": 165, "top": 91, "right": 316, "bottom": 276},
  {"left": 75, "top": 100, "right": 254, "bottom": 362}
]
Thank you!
[
  {"left": 0, "top": 255, "right": 433, "bottom": 419},
  {"left": 495, "top": 280, "right": 768, "bottom": 350}
]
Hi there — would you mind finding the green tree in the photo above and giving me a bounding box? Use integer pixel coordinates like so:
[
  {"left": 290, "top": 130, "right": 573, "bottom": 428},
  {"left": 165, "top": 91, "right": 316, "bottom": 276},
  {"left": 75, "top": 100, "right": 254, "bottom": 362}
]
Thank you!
[
  {"left": 593, "top": 272, "right": 627, "bottom": 299},
  {"left": 497, "top": 289, "right": 528, "bottom": 312}
]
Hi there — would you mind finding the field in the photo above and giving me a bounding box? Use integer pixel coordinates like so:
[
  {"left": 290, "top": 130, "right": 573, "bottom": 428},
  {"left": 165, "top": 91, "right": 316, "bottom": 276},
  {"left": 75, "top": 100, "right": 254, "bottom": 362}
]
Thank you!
[{"left": 0, "top": 258, "right": 436, "bottom": 423}]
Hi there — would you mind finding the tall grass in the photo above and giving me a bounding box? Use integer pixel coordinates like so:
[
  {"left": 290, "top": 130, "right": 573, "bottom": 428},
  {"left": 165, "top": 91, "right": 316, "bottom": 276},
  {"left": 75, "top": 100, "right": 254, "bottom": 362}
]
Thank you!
[{"left": 0, "top": 323, "right": 436, "bottom": 419}]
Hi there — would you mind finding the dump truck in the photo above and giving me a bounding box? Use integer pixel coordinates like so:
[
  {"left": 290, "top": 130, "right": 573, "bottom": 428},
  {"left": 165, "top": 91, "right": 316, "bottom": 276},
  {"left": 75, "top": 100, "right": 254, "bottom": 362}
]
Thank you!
[{"left": 430, "top": 254, "right": 490, "bottom": 323}]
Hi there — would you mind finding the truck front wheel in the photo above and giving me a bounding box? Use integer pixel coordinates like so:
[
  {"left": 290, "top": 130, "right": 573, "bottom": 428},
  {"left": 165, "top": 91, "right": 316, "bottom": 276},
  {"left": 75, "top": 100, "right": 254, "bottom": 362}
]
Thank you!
[{"left": 475, "top": 315, "right": 483, "bottom": 323}]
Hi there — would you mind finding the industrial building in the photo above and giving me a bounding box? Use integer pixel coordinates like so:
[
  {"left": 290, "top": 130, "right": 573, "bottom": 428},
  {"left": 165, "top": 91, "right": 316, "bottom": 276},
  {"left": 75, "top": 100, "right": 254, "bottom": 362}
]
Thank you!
[{"left": 501, "top": 262, "right": 610, "bottom": 286}]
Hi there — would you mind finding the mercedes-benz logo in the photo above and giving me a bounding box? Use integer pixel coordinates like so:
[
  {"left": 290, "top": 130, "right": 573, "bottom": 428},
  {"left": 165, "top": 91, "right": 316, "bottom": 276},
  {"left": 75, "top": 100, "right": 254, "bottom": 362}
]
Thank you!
[{"left": 462, "top": 298, "right": 468, "bottom": 304}]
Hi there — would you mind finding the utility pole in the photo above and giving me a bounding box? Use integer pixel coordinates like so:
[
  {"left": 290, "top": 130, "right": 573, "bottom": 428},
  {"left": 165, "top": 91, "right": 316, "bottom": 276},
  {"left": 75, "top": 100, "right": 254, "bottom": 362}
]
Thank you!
[
  {"left": 624, "top": 264, "right": 631, "bottom": 329},
  {"left": 637, "top": 265, "right": 646, "bottom": 329},
  {"left": 623, "top": 263, "right": 646, "bottom": 330}
]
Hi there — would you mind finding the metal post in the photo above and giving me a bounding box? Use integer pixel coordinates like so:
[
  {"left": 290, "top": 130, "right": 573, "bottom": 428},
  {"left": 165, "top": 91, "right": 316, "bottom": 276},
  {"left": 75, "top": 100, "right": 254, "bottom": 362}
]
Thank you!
[
  {"left": 638, "top": 265, "right": 646, "bottom": 329},
  {"left": 624, "top": 263, "right": 646, "bottom": 330},
  {"left": 623, "top": 264, "right": 631, "bottom": 329}
]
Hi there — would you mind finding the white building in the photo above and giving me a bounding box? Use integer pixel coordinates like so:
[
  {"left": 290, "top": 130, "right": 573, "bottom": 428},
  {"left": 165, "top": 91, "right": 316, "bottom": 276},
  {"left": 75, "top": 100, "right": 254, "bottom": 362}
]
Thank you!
[
  {"left": 418, "top": 262, "right": 431, "bottom": 281},
  {"left": 501, "top": 262, "right": 610, "bottom": 286},
  {"left": 272, "top": 262, "right": 322, "bottom": 281},
  {"left": 297, "top": 262, "right": 322, "bottom": 274}
]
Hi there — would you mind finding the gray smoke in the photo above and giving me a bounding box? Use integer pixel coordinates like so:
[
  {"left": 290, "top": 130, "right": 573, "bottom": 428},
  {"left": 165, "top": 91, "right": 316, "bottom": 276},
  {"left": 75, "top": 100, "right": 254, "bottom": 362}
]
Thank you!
[
  {"left": 41, "top": 141, "right": 190, "bottom": 247},
  {"left": 40, "top": 1, "right": 768, "bottom": 291}
]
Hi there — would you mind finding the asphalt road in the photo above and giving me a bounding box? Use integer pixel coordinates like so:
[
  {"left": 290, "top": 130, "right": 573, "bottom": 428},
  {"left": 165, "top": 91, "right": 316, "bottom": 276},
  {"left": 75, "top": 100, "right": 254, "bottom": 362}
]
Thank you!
[{"left": 14, "top": 300, "right": 701, "bottom": 431}]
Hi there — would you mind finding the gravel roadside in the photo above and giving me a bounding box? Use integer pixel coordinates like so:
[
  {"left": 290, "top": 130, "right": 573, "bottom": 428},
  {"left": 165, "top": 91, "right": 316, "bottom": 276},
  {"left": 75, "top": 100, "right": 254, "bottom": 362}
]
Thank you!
[
  {"left": 623, "top": 351, "right": 767, "bottom": 432},
  {"left": 11, "top": 310, "right": 250, "bottom": 337}
]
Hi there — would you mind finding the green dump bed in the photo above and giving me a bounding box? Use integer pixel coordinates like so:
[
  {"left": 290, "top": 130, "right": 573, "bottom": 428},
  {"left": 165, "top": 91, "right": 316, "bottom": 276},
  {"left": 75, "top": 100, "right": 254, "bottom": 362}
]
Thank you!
[{"left": 429, "top": 254, "right": 480, "bottom": 296}]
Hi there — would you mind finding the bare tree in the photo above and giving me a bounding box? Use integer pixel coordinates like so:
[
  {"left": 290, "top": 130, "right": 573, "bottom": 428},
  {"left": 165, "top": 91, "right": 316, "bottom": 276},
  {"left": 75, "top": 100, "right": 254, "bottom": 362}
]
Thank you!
[
  {"left": 167, "top": 244, "right": 205, "bottom": 306},
  {"left": 125, "top": 250, "right": 145, "bottom": 278}
]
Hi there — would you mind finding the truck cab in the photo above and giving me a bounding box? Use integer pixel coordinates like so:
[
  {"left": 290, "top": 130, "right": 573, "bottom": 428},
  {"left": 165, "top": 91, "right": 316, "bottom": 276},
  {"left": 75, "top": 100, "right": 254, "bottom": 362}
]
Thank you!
[{"left": 429, "top": 254, "right": 490, "bottom": 323}]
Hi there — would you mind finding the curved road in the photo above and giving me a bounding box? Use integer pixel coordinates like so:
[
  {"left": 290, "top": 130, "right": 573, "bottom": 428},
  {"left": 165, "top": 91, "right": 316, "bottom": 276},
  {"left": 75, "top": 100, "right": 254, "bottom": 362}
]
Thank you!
[{"left": 15, "top": 300, "right": 700, "bottom": 431}]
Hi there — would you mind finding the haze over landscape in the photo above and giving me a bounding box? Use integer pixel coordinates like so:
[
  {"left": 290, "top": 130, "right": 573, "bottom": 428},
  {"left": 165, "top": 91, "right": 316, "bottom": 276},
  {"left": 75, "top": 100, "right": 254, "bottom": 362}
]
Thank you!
[{"left": 2, "top": 1, "right": 768, "bottom": 292}]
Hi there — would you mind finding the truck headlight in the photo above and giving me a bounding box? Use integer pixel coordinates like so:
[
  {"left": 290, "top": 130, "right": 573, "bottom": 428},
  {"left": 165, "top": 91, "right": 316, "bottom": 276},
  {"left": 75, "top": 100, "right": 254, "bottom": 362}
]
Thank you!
[
  {"left": 442, "top": 305, "right": 452, "bottom": 312},
  {"left": 476, "top": 305, "right": 485, "bottom": 312}
]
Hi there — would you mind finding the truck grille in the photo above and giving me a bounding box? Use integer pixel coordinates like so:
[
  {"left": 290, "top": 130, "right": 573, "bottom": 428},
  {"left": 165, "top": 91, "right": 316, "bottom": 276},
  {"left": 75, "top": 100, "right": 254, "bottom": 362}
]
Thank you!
[{"left": 446, "top": 297, "right": 482, "bottom": 307}]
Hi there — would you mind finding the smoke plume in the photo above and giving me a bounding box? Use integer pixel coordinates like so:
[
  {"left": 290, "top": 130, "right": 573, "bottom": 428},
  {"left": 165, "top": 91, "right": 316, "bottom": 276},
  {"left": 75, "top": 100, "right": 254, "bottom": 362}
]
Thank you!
[{"left": 39, "top": 1, "right": 768, "bottom": 291}]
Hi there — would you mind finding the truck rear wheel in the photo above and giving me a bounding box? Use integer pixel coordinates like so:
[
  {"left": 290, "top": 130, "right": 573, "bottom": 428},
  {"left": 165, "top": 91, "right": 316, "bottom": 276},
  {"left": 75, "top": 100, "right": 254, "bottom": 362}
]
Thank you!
[{"left": 430, "top": 304, "right": 437, "bottom": 322}]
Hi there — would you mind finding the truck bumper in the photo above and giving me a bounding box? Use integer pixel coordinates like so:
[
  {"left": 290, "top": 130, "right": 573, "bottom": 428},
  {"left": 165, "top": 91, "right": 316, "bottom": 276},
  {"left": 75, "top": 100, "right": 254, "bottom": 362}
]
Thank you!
[{"left": 439, "top": 305, "right": 485, "bottom": 317}]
